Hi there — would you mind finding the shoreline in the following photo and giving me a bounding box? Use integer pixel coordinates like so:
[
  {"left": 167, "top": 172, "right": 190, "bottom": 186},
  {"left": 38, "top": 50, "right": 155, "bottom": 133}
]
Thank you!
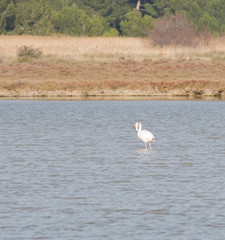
[
  {"left": 1, "top": 96, "right": 224, "bottom": 101},
  {"left": 1, "top": 59, "right": 224, "bottom": 98}
]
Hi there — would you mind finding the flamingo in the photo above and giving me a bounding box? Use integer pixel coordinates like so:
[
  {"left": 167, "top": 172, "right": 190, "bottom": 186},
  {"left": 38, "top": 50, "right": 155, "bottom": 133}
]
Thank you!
[{"left": 135, "top": 122, "right": 156, "bottom": 150}]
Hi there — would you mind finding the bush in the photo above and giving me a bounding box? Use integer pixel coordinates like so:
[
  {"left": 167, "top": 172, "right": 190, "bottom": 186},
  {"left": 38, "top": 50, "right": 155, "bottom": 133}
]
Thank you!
[
  {"left": 151, "top": 14, "right": 198, "bottom": 46},
  {"left": 18, "top": 46, "right": 42, "bottom": 59}
]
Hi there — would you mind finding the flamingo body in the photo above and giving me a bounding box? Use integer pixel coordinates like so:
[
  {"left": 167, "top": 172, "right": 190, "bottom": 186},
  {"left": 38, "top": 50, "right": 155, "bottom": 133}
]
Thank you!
[{"left": 135, "top": 122, "right": 156, "bottom": 150}]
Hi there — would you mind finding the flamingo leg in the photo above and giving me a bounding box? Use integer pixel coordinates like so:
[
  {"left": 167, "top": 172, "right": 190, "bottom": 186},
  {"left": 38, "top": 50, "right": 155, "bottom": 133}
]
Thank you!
[
  {"left": 145, "top": 142, "right": 147, "bottom": 150},
  {"left": 149, "top": 142, "right": 152, "bottom": 150}
]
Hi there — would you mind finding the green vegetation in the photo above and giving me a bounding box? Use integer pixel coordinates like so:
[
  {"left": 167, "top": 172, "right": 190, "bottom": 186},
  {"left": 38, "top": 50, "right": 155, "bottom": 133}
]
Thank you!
[{"left": 0, "top": 0, "right": 225, "bottom": 37}]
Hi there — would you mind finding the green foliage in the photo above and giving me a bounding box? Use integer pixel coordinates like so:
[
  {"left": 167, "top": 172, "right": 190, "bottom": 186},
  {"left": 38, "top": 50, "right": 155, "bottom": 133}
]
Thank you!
[
  {"left": 151, "top": 0, "right": 172, "bottom": 17},
  {"left": 198, "top": 13, "right": 220, "bottom": 34},
  {"left": 55, "top": 5, "right": 87, "bottom": 35},
  {"left": 144, "top": 3, "right": 158, "bottom": 17},
  {"left": 204, "top": 0, "right": 225, "bottom": 33},
  {"left": 0, "top": 0, "right": 225, "bottom": 36},
  {"left": 185, "top": 0, "right": 202, "bottom": 24},
  {"left": 54, "top": 4, "right": 106, "bottom": 36},
  {"left": 88, "top": 14, "right": 106, "bottom": 36},
  {"left": 75, "top": 0, "right": 134, "bottom": 29},
  {"left": 15, "top": 0, "right": 43, "bottom": 34},
  {"left": 103, "top": 28, "right": 119, "bottom": 37},
  {"left": 120, "top": 10, "right": 153, "bottom": 37},
  {"left": 0, "top": 1, "right": 16, "bottom": 33},
  {"left": 47, "top": 0, "right": 74, "bottom": 11}
]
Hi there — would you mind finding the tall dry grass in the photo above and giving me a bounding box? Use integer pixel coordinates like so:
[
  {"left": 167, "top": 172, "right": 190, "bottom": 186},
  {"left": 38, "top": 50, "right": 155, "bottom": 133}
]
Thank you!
[
  {"left": 0, "top": 36, "right": 225, "bottom": 97},
  {"left": 0, "top": 35, "right": 225, "bottom": 62}
]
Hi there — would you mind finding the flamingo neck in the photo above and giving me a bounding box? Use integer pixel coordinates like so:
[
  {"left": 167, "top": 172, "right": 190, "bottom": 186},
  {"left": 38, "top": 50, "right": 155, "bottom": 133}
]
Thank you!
[{"left": 138, "top": 124, "right": 142, "bottom": 135}]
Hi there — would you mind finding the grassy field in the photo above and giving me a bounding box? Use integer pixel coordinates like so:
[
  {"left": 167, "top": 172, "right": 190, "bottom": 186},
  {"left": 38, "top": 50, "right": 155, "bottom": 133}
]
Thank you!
[{"left": 0, "top": 35, "right": 225, "bottom": 97}]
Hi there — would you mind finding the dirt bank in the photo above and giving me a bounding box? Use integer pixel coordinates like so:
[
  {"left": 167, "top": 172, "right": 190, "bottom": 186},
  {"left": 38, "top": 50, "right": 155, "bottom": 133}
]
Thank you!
[{"left": 0, "top": 59, "right": 225, "bottom": 98}]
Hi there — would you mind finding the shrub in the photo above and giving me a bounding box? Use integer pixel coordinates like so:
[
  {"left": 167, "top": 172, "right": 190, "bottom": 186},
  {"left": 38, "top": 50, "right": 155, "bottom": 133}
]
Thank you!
[
  {"left": 18, "top": 46, "right": 42, "bottom": 59},
  {"left": 151, "top": 14, "right": 198, "bottom": 46}
]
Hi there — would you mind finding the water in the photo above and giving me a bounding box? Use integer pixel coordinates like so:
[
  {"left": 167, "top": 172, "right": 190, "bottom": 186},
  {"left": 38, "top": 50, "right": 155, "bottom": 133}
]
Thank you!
[{"left": 0, "top": 99, "right": 225, "bottom": 240}]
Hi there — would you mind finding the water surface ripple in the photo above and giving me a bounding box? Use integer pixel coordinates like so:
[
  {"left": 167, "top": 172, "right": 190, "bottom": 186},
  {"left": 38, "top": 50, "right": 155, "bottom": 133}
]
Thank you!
[{"left": 0, "top": 100, "right": 225, "bottom": 240}]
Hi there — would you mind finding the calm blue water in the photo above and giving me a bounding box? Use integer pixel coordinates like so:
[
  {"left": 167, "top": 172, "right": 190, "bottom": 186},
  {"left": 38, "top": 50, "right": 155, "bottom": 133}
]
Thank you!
[{"left": 0, "top": 99, "right": 225, "bottom": 240}]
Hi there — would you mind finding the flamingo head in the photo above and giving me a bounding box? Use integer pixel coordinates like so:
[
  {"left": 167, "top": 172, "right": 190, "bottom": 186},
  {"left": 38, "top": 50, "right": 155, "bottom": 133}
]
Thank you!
[{"left": 135, "top": 122, "right": 141, "bottom": 132}]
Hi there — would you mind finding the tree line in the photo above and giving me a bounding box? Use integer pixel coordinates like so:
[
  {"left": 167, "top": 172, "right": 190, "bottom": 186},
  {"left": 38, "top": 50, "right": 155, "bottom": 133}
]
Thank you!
[{"left": 1, "top": 0, "right": 225, "bottom": 37}]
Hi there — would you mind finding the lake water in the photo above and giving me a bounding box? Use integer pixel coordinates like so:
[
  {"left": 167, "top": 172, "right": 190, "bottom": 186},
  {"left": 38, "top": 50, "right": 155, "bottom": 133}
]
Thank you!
[{"left": 0, "top": 99, "right": 225, "bottom": 240}]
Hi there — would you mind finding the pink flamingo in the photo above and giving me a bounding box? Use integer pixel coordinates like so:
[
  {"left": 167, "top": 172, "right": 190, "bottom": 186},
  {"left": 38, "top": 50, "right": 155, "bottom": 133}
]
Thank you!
[{"left": 135, "top": 122, "right": 156, "bottom": 150}]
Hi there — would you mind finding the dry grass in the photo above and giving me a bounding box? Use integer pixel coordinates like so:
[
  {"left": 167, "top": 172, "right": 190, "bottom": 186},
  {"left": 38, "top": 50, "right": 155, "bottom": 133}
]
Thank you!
[
  {"left": 0, "top": 35, "right": 225, "bottom": 62},
  {"left": 0, "top": 59, "right": 225, "bottom": 97},
  {"left": 0, "top": 36, "right": 225, "bottom": 97}
]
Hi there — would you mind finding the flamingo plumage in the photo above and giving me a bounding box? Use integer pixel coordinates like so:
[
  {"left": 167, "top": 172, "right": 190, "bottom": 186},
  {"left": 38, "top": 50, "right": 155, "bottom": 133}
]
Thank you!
[{"left": 135, "top": 122, "right": 156, "bottom": 150}]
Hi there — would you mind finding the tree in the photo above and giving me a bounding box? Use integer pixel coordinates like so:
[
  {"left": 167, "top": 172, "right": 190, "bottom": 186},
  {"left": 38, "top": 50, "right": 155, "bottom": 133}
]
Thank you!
[
  {"left": 205, "top": 0, "right": 225, "bottom": 33},
  {"left": 55, "top": 5, "right": 89, "bottom": 35},
  {"left": 54, "top": 4, "right": 107, "bottom": 36},
  {"left": 86, "top": 14, "right": 106, "bottom": 36},
  {"left": 198, "top": 13, "right": 220, "bottom": 34},
  {"left": 0, "top": 0, "right": 225, "bottom": 36},
  {"left": 46, "top": 0, "right": 74, "bottom": 10},
  {"left": 14, "top": 0, "right": 44, "bottom": 34},
  {"left": 0, "top": 1, "right": 16, "bottom": 33},
  {"left": 75, "top": 0, "right": 135, "bottom": 32},
  {"left": 151, "top": 0, "right": 172, "bottom": 17},
  {"left": 185, "top": 0, "right": 202, "bottom": 25},
  {"left": 120, "top": 9, "right": 153, "bottom": 37}
]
